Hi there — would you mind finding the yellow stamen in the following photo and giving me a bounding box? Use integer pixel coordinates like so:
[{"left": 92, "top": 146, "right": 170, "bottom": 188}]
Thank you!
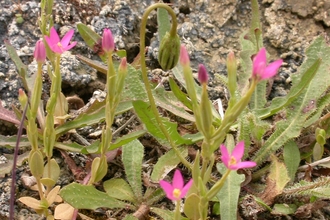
[
  {"left": 229, "top": 156, "right": 237, "bottom": 166},
  {"left": 173, "top": 188, "right": 181, "bottom": 199}
]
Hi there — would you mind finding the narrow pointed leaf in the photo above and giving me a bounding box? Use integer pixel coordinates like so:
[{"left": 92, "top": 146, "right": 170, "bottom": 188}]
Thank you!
[
  {"left": 151, "top": 147, "right": 188, "bottom": 182},
  {"left": 60, "top": 183, "right": 128, "bottom": 210},
  {"left": 122, "top": 139, "right": 144, "bottom": 200},
  {"left": 104, "top": 178, "right": 136, "bottom": 203},
  {"left": 217, "top": 163, "right": 245, "bottom": 220}
]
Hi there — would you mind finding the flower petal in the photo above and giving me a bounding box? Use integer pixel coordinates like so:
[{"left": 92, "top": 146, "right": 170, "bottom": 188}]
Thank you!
[
  {"left": 159, "top": 180, "right": 176, "bottom": 200},
  {"left": 61, "top": 29, "right": 75, "bottom": 48},
  {"left": 49, "top": 27, "right": 60, "bottom": 44},
  {"left": 231, "top": 141, "right": 245, "bottom": 162},
  {"left": 252, "top": 48, "right": 267, "bottom": 76},
  {"left": 63, "top": 42, "right": 77, "bottom": 51},
  {"left": 172, "top": 170, "right": 184, "bottom": 190},
  {"left": 235, "top": 161, "right": 257, "bottom": 169},
  {"left": 220, "top": 145, "right": 230, "bottom": 167},
  {"left": 261, "top": 59, "right": 283, "bottom": 79},
  {"left": 180, "top": 179, "right": 193, "bottom": 198}
]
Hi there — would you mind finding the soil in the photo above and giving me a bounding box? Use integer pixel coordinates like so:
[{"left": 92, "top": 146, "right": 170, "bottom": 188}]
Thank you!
[{"left": 0, "top": 0, "right": 330, "bottom": 219}]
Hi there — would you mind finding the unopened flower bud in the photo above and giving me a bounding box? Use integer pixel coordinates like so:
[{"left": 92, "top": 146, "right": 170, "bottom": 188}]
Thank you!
[
  {"left": 118, "top": 57, "right": 127, "bottom": 73},
  {"left": 116, "top": 57, "right": 128, "bottom": 97},
  {"left": 102, "top": 28, "right": 115, "bottom": 53},
  {"left": 18, "top": 88, "right": 28, "bottom": 109},
  {"left": 227, "top": 51, "right": 237, "bottom": 98},
  {"left": 180, "top": 45, "right": 190, "bottom": 66},
  {"left": 198, "top": 64, "right": 209, "bottom": 84},
  {"left": 158, "top": 32, "right": 180, "bottom": 70},
  {"left": 34, "top": 40, "right": 46, "bottom": 63}
]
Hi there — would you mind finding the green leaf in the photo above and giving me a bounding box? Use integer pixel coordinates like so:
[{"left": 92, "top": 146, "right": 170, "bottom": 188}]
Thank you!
[
  {"left": 54, "top": 140, "right": 99, "bottom": 154},
  {"left": 133, "top": 100, "right": 192, "bottom": 146},
  {"left": 43, "top": 158, "right": 60, "bottom": 185},
  {"left": 304, "top": 93, "right": 330, "bottom": 128},
  {"left": 268, "top": 155, "right": 290, "bottom": 194},
  {"left": 110, "top": 130, "right": 147, "bottom": 150},
  {"left": 4, "top": 40, "right": 29, "bottom": 92},
  {"left": 250, "top": 80, "right": 267, "bottom": 110},
  {"left": 151, "top": 147, "right": 188, "bottom": 182},
  {"left": 60, "top": 183, "right": 129, "bottom": 210},
  {"left": 183, "top": 193, "right": 201, "bottom": 220},
  {"left": 283, "top": 141, "right": 300, "bottom": 181},
  {"left": 0, "top": 151, "right": 29, "bottom": 178},
  {"left": 253, "top": 37, "right": 330, "bottom": 164},
  {"left": 284, "top": 177, "right": 330, "bottom": 198},
  {"left": 123, "top": 215, "right": 138, "bottom": 220},
  {"left": 144, "top": 188, "right": 165, "bottom": 206},
  {"left": 169, "top": 77, "right": 193, "bottom": 110},
  {"left": 272, "top": 204, "right": 297, "bottom": 215},
  {"left": 172, "top": 65, "right": 222, "bottom": 126},
  {"left": 153, "top": 86, "right": 195, "bottom": 122},
  {"left": 254, "top": 58, "right": 321, "bottom": 119},
  {"left": 103, "top": 178, "right": 136, "bottom": 203},
  {"left": 0, "top": 135, "right": 31, "bottom": 148},
  {"left": 216, "top": 163, "right": 245, "bottom": 220},
  {"left": 55, "top": 100, "right": 132, "bottom": 136},
  {"left": 157, "top": 7, "right": 171, "bottom": 42},
  {"left": 122, "top": 139, "right": 144, "bottom": 200},
  {"left": 151, "top": 207, "right": 188, "bottom": 220},
  {"left": 76, "top": 23, "right": 106, "bottom": 61}
]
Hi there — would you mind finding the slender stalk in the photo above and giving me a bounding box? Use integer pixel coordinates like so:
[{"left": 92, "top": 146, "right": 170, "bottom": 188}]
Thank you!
[
  {"left": 206, "top": 169, "right": 231, "bottom": 200},
  {"left": 139, "top": 3, "right": 191, "bottom": 169},
  {"left": 174, "top": 200, "right": 181, "bottom": 220},
  {"left": 9, "top": 103, "right": 28, "bottom": 220},
  {"left": 211, "top": 79, "right": 258, "bottom": 151}
]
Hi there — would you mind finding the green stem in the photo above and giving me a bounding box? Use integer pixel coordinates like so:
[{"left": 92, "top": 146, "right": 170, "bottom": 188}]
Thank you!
[
  {"left": 206, "top": 169, "right": 231, "bottom": 200},
  {"left": 35, "top": 176, "right": 45, "bottom": 201},
  {"left": 102, "top": 51, "right": 116, "bottom": 154},
  {"left": 211, "top": 79, "right": 258, "bottom": 151},
  {"left": 140, "top": 3, "right": 191, "bottom": 170},
  {"left": 30, "top": 63, "right": 43, "bottom": 119},
  {"left": 174, "top": 200, "right": 181, "bottom": 220}
]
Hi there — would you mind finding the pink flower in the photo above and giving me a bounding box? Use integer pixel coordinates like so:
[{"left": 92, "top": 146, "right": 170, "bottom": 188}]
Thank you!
[
  {"left": 34, "top": 40, "right": 46, "bottom": 63},
  {"left": 45, "top": 27, "right": 77, "bottom": 54},
  {"left": 160, "top": 170, "right": 193, "bottom": 201},
  {"left": 198, "top": 64, "right": 209, "bottom": 84},
  {"left": 102, "top": 28, "right": 115, "bottom": 53},
  {"left": 220, "top": 141, "right": 257, "bottom": 170},
  {"left": 252, "top": 48, "right": 283, "bottom": 80},
  {"left": 179, "top": 45, "right": 190, "bottom": 66}
]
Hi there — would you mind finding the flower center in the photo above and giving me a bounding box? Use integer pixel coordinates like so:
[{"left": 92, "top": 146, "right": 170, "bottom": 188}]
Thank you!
[
  {"left": 173, "top": 188, "right": 181, "bottom": 199},
  {"left": 229, "top": 156, "right": 237, "bottom": 166},
  {"left": 57, "top": 42, "right": 63, "bottom": 48}
]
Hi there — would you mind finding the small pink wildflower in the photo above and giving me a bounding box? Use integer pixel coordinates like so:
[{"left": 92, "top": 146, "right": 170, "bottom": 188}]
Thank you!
[
  {"left": 220, "top": 141, "right": 257, "bottom": 170},
  {"left": 102, "top": 28, "right": 115, "bottom": 53},
  {"left": 45, "top": 27, "right": 77, "bottom": 54},
  {"left": 198, "top": 64, "right": 209, "bottom": 84},
  {"left": 34, "top": 40, "right": 46, "bottom": 63},
  {"left": 252, "top": 47, "right": 283, "bottom": 81},
  {"left": 160, "top": 170, "right": 193, "bottom": 201}
]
